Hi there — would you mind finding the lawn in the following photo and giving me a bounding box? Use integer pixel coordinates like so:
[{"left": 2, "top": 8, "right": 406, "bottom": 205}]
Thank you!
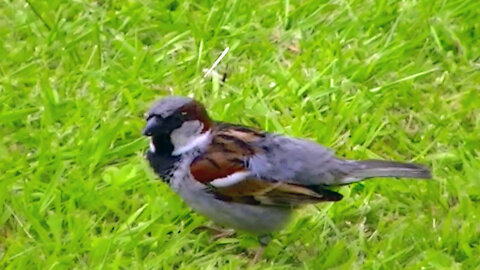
[{"left": 1, "top": 0, "right": 479, "bottom": 269}]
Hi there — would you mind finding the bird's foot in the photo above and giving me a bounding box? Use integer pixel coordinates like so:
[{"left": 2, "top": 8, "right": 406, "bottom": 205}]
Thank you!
[
  {"left": 193, "top": 225, "right": 236, "bottom": 240},
  {"left": 250, "top": 234, "right": 271, "bottom": 264}
]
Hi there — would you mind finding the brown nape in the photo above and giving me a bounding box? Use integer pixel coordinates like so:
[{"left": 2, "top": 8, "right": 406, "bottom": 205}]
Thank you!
[{"left": 179, "top": 100, "right": 213, "bottom": 132}]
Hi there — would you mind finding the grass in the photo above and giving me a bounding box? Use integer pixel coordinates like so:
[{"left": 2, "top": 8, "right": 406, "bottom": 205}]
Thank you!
[{"left": 1, "top": 0, "right": 479, "bottom": 268}]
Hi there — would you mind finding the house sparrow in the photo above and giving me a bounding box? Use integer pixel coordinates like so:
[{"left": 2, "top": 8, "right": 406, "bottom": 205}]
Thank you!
[{"left": 143, "top": 96, "right": 431, "bottom": 238}]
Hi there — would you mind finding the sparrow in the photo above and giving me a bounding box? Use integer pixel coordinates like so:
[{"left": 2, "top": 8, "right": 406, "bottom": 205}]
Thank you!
[{"left": 143, "top": 96, "right": 431, "bottom": 239}]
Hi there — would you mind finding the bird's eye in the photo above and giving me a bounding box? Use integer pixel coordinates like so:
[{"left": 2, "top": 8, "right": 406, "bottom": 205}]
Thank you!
[{"left": 180, "top": 111, "right": 188, "bottom": 116}]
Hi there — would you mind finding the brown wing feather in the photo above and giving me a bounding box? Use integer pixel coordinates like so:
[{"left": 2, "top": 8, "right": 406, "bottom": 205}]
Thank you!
[
  {"left": 190, "top": 124, "right": 263, "bottom": 183},
  {"left": 190, "top": 123, "right": 343, "bottom": 207},
  {"left": 190, "top": 151, "right": 246, "bottom": 183},
  {"left": 211, "top": 178, "right": 342, "bottom": 207}
]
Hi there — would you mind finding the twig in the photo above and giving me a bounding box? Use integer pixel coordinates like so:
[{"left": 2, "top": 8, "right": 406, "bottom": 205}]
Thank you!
[{"left": 203, "top": 47, "right": 229, "bottom": 78}]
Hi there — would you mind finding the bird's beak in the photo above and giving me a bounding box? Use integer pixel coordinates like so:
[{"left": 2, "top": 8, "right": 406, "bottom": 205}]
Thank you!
[{"left": 143, "top": 117, "right": 161, "bottom": 136}]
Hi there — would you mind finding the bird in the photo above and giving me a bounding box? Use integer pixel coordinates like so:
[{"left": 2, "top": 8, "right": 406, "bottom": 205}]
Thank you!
[{"left": 142, "top": 96, "right": 431, "bottom": 258}]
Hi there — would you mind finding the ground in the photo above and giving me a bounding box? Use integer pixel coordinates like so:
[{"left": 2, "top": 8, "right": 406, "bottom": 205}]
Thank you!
[{"left": 1, "top": 0, "right": 479, "bottom": 269}]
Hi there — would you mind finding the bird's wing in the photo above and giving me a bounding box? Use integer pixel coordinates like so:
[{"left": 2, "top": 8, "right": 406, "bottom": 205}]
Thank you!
[
  {"left": 189, "top": 123, "right": 343, "bottom": 207},
  {"left": 248, "top": 134, "right": 360, "bottom": 186}
]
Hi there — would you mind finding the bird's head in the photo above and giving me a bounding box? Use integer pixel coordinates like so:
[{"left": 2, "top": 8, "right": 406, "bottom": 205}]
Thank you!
[{"left": 143, "top": 96, "right": 213, "bottom": 155}]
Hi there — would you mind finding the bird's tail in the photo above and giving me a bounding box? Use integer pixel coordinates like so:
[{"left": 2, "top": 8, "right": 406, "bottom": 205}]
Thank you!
[{"left": 341, "top": 160, "right": 432, "bottom": 184}]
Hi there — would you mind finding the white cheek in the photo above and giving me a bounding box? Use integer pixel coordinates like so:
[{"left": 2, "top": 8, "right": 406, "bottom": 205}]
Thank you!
[
  {"left": 170, "top": 120, "right": 211, "bottom": 155},
  {"left": 170, "top": 121, "right": 203, "bottom": 149},
  {"left": 149, "top": 139, "right": 156, "bottom": 153}
]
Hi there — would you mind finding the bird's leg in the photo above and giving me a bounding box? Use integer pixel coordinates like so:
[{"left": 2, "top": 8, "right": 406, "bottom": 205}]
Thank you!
[
  {"left": 193, "top": 224, "right": 236, "bottom": 240},
  {"left": 211, "top": 227, "right": 236, "bottom": 240},
  {"left": 251, "top": 234, "right": 271, "bottom": 264}
]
